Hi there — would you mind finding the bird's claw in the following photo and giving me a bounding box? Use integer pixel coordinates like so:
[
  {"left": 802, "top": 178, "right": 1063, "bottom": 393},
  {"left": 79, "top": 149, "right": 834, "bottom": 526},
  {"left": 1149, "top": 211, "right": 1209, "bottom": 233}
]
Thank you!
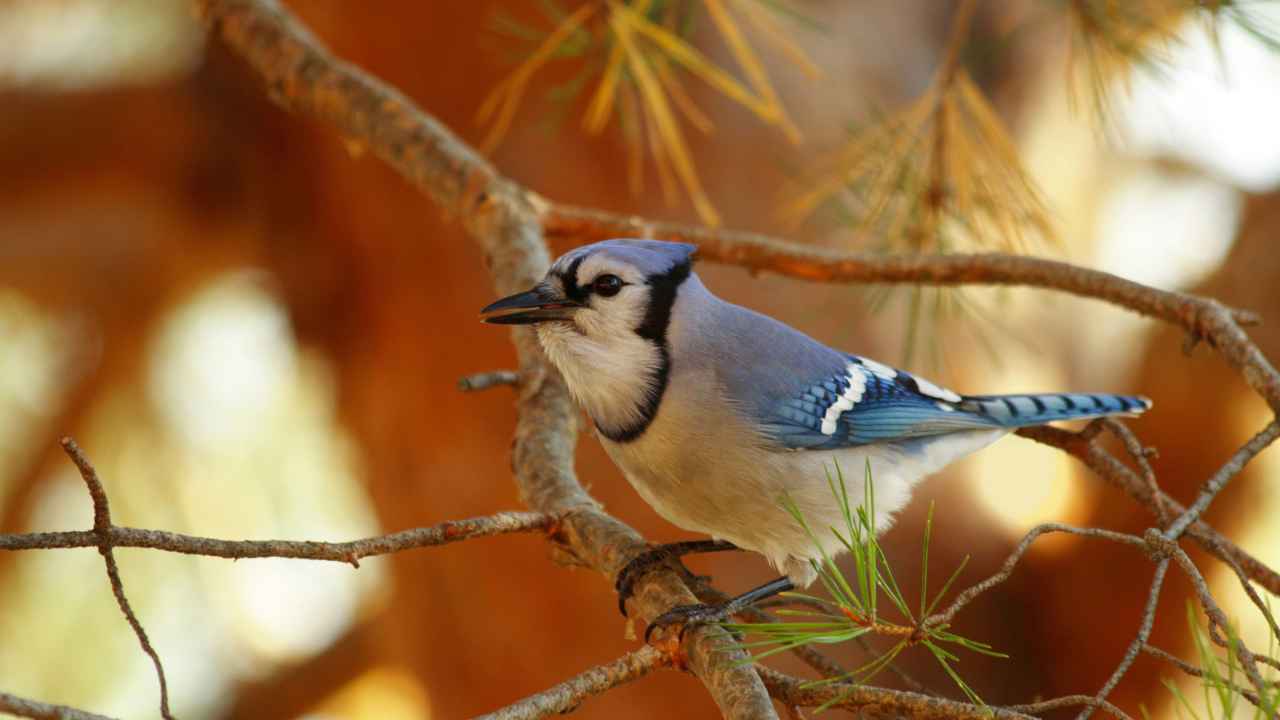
[
  {"left": 615, "top": 547, "right": 677, "bottom": 616},
  {"left": 643, "top": 603, "right": 729, "bottom": 644}
]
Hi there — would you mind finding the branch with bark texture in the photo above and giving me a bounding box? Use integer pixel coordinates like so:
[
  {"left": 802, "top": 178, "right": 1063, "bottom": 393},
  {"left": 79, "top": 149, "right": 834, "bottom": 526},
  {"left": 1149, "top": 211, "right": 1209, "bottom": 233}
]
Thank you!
[
  {"left": 0, "top": 692, "right": 115, "bottom": 720},
  {"left": 0, "top": 506, "right": 557, "bottom": 564},
  {"left": 193, "top": 0, "right": 776, "bottom": 717},
  {"left": 475, "top": 646, "right": 671, "bottom": 720},
  {"left": 542, "top": 205, "right": 1280, "bottom": 415},
  {"left": 4, "top": 0, "right": 1278, "bottom": 719}
]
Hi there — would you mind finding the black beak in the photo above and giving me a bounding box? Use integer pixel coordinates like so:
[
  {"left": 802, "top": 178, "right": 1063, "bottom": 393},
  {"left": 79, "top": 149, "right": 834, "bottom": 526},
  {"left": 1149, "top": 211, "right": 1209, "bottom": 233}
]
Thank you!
[{"left": 480, "top": 285, "right": 582, "bottom": 325}]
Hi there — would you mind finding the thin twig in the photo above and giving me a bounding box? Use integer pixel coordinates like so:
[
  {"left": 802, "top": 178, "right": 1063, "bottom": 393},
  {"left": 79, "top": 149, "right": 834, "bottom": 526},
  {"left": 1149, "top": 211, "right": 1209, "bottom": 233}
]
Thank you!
[
  {"left": 757, "top": 666, "right": 1034, "bottom": 720},
  {"left": 1008, "top": 694, "right": 1134, "bottom": 720},
  {"left": 1, "top": 513, "right": 558, "bottom": 564},
  {"left": 1099, "top": 418, "right": 1167, "bottom": 527},
  {"left": 459, "top": 370, "right": 520, "bottom": 392},
  {"left": 1142, "top": 644, "right": 1264, "bottom": 708},
  {"left": 1078, "top": 559, "right": 1170, "bottom": 720},
  {"left": 1165, "top": 420, "right": 1280, "bottom": 539},
  {"left": 1212, "top": 545, "right": 1280, "bottom": 651},
  {"left": 1159, "top": 538, "right": 1275, "bottom": 703},
  {"left": 61, "top": 438, "right": 173, "bottom": 720},
  {"left": 473, "top": 646, "right": 670, "bottom": 720},
  {"left": 927, "top": 523, "right": 1145, "bottom": 629},
  {"left": 1018, "top": 424, "right": 1280, "bottom": 595},
  {"left": 0, "top": 692, "right": 117, "bottom": 720}
]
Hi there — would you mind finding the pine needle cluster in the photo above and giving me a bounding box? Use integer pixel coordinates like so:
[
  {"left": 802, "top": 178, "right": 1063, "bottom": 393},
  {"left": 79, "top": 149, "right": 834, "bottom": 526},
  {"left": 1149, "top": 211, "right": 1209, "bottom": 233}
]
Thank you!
[
  {"left": 480, "top": 0, "right": 816, "bottom": 226},
  {"left": 724, "top": 462, "right": 1005, "bottom": 710}
]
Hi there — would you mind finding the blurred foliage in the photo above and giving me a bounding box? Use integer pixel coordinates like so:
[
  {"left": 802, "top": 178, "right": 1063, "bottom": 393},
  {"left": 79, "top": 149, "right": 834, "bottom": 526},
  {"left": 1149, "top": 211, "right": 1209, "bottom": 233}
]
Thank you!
[
  {"left": 479, "top": 0, "right": 817, "bottom": 225},
  {"left": 1067, "top": 0, "right": 1280, "bottom": 123}
]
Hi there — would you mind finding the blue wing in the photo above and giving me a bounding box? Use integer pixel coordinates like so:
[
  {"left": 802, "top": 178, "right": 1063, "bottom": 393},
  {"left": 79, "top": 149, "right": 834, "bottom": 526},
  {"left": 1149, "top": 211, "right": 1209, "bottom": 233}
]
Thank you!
[{"left": 759, "top": 354, "right": 1151, "bottom": 451}]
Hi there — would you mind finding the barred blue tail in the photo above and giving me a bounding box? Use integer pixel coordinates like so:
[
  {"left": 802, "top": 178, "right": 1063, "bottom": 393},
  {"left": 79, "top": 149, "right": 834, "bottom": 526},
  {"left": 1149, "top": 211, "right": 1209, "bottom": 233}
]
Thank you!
[{"left": 958, "top": 392, "right": 1152, "bottom": 428}]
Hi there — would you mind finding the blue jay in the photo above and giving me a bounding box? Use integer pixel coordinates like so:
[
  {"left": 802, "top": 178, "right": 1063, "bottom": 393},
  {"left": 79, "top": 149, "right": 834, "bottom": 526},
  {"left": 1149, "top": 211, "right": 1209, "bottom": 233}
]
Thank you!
[{"left": 481, "top": 239, "right": 1149, "bottom": 636}]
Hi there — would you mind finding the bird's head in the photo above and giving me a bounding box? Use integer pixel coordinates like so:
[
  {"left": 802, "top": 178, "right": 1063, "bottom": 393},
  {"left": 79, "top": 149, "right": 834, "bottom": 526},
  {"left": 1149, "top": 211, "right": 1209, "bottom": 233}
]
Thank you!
[
  {"left": 480, "top": 239, "right": 698, "bottom": 439},
  {"left": 480, "top": 239, "right": 696, "bottom": 343}
]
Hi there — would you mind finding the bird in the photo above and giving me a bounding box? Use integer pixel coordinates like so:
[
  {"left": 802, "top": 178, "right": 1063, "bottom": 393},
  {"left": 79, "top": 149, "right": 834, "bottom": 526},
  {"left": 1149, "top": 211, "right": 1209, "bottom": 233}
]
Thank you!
[{"left": 480, "top": 239, "right": 1150, "bottom": 637}]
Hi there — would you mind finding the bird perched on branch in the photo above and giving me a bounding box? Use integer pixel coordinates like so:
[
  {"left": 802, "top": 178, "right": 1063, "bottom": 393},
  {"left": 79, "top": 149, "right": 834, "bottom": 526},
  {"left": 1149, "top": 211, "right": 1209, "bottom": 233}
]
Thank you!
[{"left": 481, "top": 239, "right": 1150, "bottom": 638}]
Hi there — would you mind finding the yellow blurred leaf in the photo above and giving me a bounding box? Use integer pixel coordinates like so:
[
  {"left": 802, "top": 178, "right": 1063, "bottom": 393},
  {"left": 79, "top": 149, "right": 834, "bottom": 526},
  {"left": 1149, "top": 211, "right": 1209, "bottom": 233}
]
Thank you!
[
  {"left": 478, "top": 3, "right": 596, "bottom": 153},
  {"left": 613, "top": 9, "right": 721, "bottom": 226},
  {"left": 611, "top": 1, "right": 776, "bottom": 124},
  {"left": 703, "top": 0, "right": 802, "bottom": 143},
  {"left": 730, "top": 0, "right": 822, "bottom": 81}
]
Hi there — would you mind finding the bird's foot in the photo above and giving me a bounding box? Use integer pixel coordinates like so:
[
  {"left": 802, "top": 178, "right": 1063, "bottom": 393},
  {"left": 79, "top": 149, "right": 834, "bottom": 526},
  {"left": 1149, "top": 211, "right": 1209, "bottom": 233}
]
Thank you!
[
  {"left": 615, "top": 540, "right": 737, "bottom": 616},
  {"left": 616, "top": 547, "right": 680, "bottom": 616},
  {"left": 643, "top": 603, "right": 730, "bottom": 644}
]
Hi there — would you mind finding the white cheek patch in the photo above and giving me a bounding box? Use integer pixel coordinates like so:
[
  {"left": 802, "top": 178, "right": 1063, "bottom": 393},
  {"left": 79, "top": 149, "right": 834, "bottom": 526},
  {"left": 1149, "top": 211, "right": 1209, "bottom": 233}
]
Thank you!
[
  {"left": 820, "top": 363, "right": 868, "bottom": 435},
  {"left": 913, "top": 375, "right": 962, "bottom": 403}
]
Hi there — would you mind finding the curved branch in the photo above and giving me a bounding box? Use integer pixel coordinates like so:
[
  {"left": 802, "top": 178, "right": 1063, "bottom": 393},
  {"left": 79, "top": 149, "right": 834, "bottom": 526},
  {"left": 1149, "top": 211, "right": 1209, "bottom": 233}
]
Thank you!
[
  {"left": 474, "top": 646, "right": 670, "bottom": 720},
  {"left": 1017, "top": 424, "right": 1280, "bottom": 595},
  {"left": 541, "top": 204, "right": 1280, "bottom": 416},
  {"left": 756, "top": 666, "right": 1034, "bottom": 720},
  {"left": 62, "top": 438, "right": 173, "bottom": 720},
  {"left": 172, "top": 2, "right": 1280, "bottom": 719},
  {"left": 194, "top": 1, "right": 777, "bottom": 718}
]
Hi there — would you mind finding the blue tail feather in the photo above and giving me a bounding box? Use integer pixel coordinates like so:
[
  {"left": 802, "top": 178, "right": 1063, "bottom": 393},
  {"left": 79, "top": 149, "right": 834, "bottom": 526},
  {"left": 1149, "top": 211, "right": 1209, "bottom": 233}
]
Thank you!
[{"left": 958, "top": 392, "right": 1152, "bottom": 428}]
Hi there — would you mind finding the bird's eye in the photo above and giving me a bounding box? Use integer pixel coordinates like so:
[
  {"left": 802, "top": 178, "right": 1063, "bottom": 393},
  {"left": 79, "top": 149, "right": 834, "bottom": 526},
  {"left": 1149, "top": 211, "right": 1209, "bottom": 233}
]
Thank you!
[{"left": 592, "top": 274, "right": 623, "bottom": 297}]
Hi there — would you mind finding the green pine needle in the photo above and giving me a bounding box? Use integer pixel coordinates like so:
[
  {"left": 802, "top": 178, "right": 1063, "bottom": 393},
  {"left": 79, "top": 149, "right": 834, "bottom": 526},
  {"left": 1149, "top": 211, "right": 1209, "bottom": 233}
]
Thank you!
[{"left": 727, "top": 461, "right": 1002, "bottom": 710}]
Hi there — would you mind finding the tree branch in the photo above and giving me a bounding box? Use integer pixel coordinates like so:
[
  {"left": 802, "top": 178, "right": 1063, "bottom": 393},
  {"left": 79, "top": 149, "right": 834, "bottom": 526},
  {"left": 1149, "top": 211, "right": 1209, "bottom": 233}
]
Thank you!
[
  {"left": 926, "top": 523, "right": 1147, "bottom": 629},
  {"left": 194, "top": 1, "right": 777, "bottom": 717},
  {"left": 1017, "top": 423, "right": 1280, "bottom": 595},
  {"left": 474, "top": 646, "right": 670, "bottom": 720},
  {"left": 20, "top": 2, "right": 1262, "bottom": 719},
  {"left": 458, "top": 370, "right": 520, "bottom": 392},
  {"left": 1, "top": 510, "right": 557, "bottom": 564},
  {"left": 1165, "top": 420, "right": 1280, "bottom": 538},
  {"left": 61, "top": 438, "right": 173, "bottom": 720},
  {"left": 540, "top": 205, "right": 1280, "bottom": 416},
  {"left": 756, "top": 666, "right": 1035, "bottom": 720},
  {"left": 1079, "top": 559, "right": 1170, "bottom": 719},
  {"left": 0, "top": 692, "right": 116, "bottom": 720}
]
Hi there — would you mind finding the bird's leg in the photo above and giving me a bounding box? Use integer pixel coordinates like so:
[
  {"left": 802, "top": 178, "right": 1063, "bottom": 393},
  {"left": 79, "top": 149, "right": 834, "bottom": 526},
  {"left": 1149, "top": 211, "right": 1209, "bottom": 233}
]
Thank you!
[
  {"left": 644, "top": 576, "right": 796, "bottom": 643},
  {"left": 615, "top": 539, "right": 740, "bottom": 615}
]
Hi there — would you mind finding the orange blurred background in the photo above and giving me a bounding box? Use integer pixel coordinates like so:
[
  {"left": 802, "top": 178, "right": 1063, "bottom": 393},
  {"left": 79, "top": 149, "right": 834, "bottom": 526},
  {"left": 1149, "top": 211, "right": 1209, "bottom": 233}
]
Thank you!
[{"left": 1, "top": 1, "right": 1278, "bottom": 718}]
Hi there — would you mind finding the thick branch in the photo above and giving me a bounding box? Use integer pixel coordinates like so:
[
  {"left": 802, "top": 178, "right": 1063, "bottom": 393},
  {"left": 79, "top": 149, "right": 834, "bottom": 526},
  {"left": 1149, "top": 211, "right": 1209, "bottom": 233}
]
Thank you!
[
  {"left": 194, "top": 1, "right": 776, "bottom": 717},
  {"left": 474, "top": 646, "right": 670, "bottom": 720}
]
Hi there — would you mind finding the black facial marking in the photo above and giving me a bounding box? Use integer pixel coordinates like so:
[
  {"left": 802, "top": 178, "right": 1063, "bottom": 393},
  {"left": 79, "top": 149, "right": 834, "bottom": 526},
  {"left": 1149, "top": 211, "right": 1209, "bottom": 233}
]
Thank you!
[
  {"left": 635, "top": 261, "right": 691, "bottom": 342},
  {"left": 598, "top": 257, "right": 693, "bottom": 444},
  {"left": 560, "top": 254, "right": 588, "bottom": 303}
]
